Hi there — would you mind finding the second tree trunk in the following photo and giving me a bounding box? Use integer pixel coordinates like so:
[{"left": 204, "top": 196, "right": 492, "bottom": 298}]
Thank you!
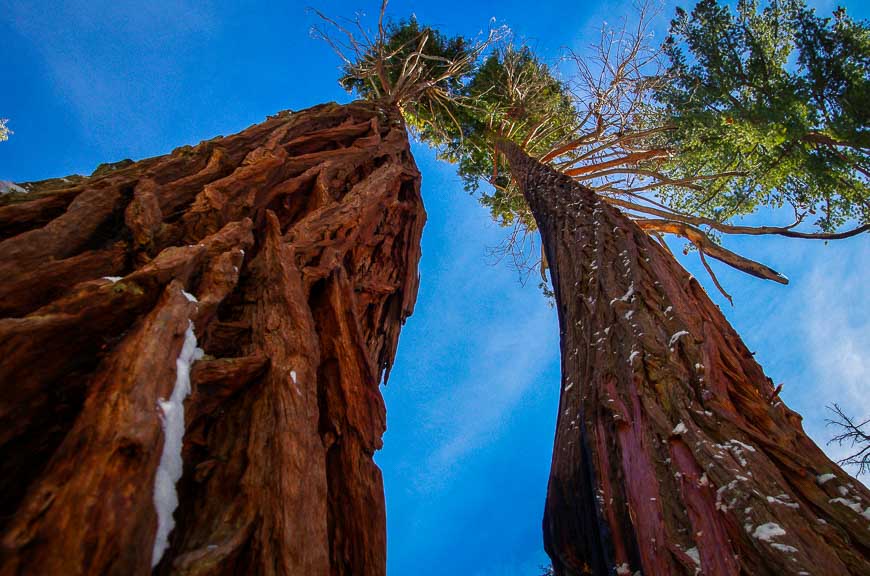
[{"left": 502, "top": 143, "right": 870, "bottom": 576}]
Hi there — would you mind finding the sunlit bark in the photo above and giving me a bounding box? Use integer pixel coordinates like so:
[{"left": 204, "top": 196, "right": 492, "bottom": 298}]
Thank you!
[{"left": 0, "top": 101, "right": 425, "bottom": 576}]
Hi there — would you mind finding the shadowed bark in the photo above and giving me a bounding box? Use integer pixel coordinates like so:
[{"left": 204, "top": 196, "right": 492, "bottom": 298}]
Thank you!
[
  {"left": 501, "top": 142, "right": 870, "bottom": 576},
  {"left": 0, "top": 101, "right": 425, "bottom": 576}
]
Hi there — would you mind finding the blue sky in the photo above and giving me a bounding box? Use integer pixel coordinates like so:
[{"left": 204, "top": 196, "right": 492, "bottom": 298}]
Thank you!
[{"left": 1, "top": 1, "right": 867, "bottom": 574}]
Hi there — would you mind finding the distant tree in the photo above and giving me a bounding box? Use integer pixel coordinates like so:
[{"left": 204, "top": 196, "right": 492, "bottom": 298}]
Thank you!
[
  {"left": 827, "top": 403, "right": 870, "bottom": 475},
  {"left": 0, "top": 118, "right": 10, "bottom": 142}
]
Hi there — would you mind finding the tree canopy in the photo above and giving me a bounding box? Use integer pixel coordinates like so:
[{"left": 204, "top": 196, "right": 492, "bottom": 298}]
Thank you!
[
  {"left": 658, "top": 0, "right": 870, "bottom": 234},
  {"left": 319, "top": 0, "right": 869, "bottom": 286}
]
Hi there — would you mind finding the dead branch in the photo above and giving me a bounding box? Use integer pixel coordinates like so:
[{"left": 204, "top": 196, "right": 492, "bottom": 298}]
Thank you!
[{"left": 826, "top": 403, "right": 870, "bottom": 476}]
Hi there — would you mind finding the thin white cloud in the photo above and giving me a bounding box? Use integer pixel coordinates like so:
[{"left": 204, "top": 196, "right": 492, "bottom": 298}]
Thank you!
[
  {"left": 797, "top": 245, "right": 870, "bottom": 474},
  {"left": 6, "top": 0, "right": 218, "bottom": 154},
  {"left": 387, "top": 153, "right": 560, "bottom": 492},
  {"left": 426, "top": 303, "right": 557, "bottom": 472}
]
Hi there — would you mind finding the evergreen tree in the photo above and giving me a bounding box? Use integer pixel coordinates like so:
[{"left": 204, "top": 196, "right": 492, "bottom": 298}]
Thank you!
[
  {"left": 657, "top": 0, "right": 870, "bottom": 235},
  {"left": 345, "top": 1, "right": 868, "bottom": 287}
]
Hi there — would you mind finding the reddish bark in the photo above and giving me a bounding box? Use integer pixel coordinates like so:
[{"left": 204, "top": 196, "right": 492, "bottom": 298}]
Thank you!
[
  {"left": 501, "top": 142, "right": 870, "bottom": 576},
  {"left": 0, "top": 101, "right": 425, "bottom": 576}
]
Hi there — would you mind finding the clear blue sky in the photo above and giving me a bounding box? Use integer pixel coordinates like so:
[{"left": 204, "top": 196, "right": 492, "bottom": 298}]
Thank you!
[{"left": 1, "top": 1, "right": 867, "bottom": 574}]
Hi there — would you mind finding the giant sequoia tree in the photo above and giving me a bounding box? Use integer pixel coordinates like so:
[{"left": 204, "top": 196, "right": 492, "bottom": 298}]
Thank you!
[
  {"left": 0, "top": 101, "right": 425, "bottom": 575},
  {"left": 502, "top": 142, "right": 869, "bottom": 576},
  {"left": 335, "top": 1, "right": 870, "bottom": 574}
]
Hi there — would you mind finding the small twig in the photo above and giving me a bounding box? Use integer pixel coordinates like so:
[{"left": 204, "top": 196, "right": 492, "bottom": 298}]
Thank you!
[{"left": 698, "top": 249, "right": 733, "bottom": 306}]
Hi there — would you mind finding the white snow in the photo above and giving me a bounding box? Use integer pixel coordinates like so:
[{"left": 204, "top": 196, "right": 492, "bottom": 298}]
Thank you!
[
  {"left": 564, "top": 382, "right": 574, "bottom": 392},
  {"left": 182, "top": 291, "right": 198, "bottom": 303},
  {"left": 102, "top": 276, "right": 123, "bottom": 283},
  {"left": 685, "top": 547, "right": 700, "bottom": 566},
  {"left": 723, "top": 440, "right": 756, "bottom": 467},
  {"left": 672, "top": 421, "right": 688, "bottom": 435},
  {"left": 829, "top": 497, "right": 870, "bottom": 520},
  {"left": 609, "top": 283, "right": 635, "bottom": 305},
  {"left": 669, "top": 330, "right": 690, "bottom": 347},
  {"left": 151, "top": 320, "right": 204, "bottom": 567},
  {"left": 615, "top": 563, "right": 631, "bottom": 575},
  {"left": 729, "top": 440, "right": 757, "bottom": 453},
  {"left": 628, "top": 350, "right": 640, "bottom": 364},
  {"left": 0, "top": 180, "right": 28, "bottom": 195},
  {"left": 771, "top": 543, "right": 799, "bottom": 554},
  {"left": 767, "top": 494, "right": 800, "bottom": 509},
  {"left": 752, "top": 523, "right": 786, "bottom": 542},
  {"left": 290, "top": 370, "right": 298, "bottom": 384}
]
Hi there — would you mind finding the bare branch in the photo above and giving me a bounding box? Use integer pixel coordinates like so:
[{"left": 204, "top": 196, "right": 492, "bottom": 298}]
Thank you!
[
  {"left": 826, "top": 403, "right": 870, "bottom": 476},
  {"left": 634, "top": 218, "right": 789, "bottom": 283}
]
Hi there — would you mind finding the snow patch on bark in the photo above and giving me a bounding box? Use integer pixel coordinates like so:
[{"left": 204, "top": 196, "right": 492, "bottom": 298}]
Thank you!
[
  {"left": 0, "top": 180, "right": 28, "bottom": 194},
  {"left": 103, "top": 276, "right": 123, "bottom": 283},
  {"left": 669, "top": 330, "right": 690, "bottom": 347},
  {"left": 151, "top": 320, "right": 203, "bottom": 567},
  {"left": 829, "top": 496, "right": 870, "bottom": 521},
  {"left": 752, "top": 522, "right": 786, "bottom": 541},
  {"left": 728, "top": 439, "right": 757, "bottom": 453},
  {"left": 766, "top": 494, "right": 799, "bottom": 509},
  {"left": 609, "top": 283, "right": 634, "bottom": 305},
  {"left": 672, "top": 421, "right": 688, "bottom": 435},
  {"left": 771, "top": 543, "right": 799, "bottom": 554}
]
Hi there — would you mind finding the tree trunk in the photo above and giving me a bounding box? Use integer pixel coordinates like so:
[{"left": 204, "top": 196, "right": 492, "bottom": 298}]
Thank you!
[
  {"left": 501, "top": 142, "right": 870, "bottom": 576},
  {"left": 0, "top": 101, "right": 425, "bottom": 576}
]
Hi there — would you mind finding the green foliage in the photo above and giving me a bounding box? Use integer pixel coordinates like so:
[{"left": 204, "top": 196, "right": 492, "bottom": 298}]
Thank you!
[
  {"left": 439, "top": 46, "right": 578, "bottom": 229},
  {"left": 334, "top": 0, "right": 868, "bottom": 242},
  {"left": 658, "top": 0, "right": 870, "bottom": 231},
  {"left": 337, "top": 18, "right": 578, "bottom": 230},
  {"left": 0, "top": 118, "right": 10, "bottom": 142},
  {"left": 337, "top": 17, "right": 473, "bottom": 144}
]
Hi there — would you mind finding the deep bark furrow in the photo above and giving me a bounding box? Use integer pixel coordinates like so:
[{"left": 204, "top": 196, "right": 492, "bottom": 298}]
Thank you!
[
  {"left": 501, "top": 142, "right": 870, "bottom": 576},
  {"left": 0, "top": 101, "right": 425, "bottom": 576}
]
